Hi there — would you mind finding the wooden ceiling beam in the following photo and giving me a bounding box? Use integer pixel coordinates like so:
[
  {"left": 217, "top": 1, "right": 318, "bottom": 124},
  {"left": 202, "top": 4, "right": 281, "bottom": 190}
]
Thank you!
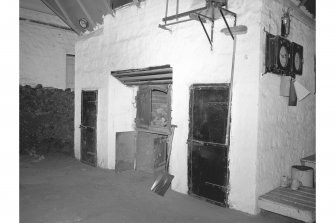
[
  {"left": 54, "top": 0, "right": 81, "bottom": 34},
  {"left": 41, "top": 0, "right": 69, "bottom": 26}
]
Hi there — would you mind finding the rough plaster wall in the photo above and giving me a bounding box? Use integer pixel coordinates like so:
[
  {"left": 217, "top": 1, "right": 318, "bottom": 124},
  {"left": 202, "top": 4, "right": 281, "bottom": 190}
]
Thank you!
[
  {"left": 226, "top": 0, "right": 263, "bottom": 214},
  {"left": 75, "top": 0, "right": 262, "bottom": 214},
  {"left": 20, "top": 8, "right": 77, "bottom": 89},
  {"left": 74, "top": 29, "right": 137, "bottom": 169},
  {"left": 256, "top": 0, "right": 316, "bottom": 205}
]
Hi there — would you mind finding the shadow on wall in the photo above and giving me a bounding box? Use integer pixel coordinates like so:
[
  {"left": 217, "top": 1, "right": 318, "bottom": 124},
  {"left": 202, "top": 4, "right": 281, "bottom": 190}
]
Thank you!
[{"left": 20, "top": 84, "right": 74, "bottom": 156}]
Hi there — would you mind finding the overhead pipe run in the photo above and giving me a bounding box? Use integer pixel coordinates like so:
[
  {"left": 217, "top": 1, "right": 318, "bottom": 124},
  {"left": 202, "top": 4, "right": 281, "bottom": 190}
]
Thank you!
[{"left": 223, "top": 20, "right": 248, "bottom": 146}]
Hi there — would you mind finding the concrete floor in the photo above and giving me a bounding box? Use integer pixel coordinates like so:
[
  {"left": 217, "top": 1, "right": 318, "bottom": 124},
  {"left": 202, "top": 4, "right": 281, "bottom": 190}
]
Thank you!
[{"left": 20, "top": 153, "right": 302, "bottom": 223}]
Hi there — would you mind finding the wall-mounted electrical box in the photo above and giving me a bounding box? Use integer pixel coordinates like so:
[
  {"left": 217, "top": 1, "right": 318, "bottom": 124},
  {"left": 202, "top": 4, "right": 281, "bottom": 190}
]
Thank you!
[{"left": 265, "top": 33, "right": 303, "bottom": 76}]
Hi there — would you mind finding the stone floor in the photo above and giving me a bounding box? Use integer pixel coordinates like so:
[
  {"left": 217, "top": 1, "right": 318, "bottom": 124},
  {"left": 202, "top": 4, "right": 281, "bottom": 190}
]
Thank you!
[{"left": 20, "top": 153, "right": 302, "bottom": 223}]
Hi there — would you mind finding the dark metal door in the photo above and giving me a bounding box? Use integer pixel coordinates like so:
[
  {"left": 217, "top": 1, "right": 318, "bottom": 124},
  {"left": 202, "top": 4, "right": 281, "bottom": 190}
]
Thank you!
[
  {"left": 188, "top": 84, "right": 230, "bottom": 207},
  {"left": 80, "top": 90, "right": 98, "bottom": 166}
]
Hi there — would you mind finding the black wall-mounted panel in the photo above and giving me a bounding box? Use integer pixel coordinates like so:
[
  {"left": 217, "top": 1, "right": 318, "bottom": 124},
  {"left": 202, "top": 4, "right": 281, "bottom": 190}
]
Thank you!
[
  {"left": 291, "top": 42, "right": 304, "bottom": 75},
  {"left": 275, "top": 36, "right": 291, "bottom": 72},
  {"left": 265, "top": 33, "right": 293, "bottom": 75}
]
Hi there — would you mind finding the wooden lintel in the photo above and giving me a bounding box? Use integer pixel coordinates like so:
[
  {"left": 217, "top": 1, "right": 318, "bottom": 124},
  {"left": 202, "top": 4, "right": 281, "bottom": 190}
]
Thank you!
[
  {"left": 111, "top": 65, "right": 171, "bottom": 75},
  {"left": 112, "top": 68, "right": 172, "bottom": 77},
  {"left": 125, "top": 80, "right": 172, "bottom": 85},
  {"left": 119, "top": 73, "right": 172, "bottom": 82}
]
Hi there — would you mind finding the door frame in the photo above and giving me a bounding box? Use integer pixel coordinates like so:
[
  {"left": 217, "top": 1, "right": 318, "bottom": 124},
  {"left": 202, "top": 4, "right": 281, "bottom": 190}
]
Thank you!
[{"left": 80, "top": 89, "right": 98, "bottom": 166}]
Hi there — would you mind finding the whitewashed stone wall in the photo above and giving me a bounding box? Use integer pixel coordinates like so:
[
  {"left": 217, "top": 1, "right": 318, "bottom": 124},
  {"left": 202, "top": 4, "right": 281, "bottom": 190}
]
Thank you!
[
  {"left": 20, "top": 8, "right": 77, "bottom": 89},
  {"left": 75, "top": 0, "right": 264, "bottom": 215},
  {"left": 256, "top": 0, "right": 316, "bottom": 208}
]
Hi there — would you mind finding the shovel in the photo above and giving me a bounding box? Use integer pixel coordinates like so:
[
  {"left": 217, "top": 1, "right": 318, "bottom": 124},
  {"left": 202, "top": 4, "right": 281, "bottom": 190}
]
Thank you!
[{"left": 151, "top": 125, "right": 176, "bottom": 196}]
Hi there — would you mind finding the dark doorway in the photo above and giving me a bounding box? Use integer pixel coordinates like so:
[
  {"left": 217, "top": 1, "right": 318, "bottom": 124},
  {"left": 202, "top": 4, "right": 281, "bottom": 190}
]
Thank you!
[
  {"left": 188, "top": 84, "right": 230, "bottom": 207},
  {"left": 80, "top": 90, "right": 98, "bottom": 166}
]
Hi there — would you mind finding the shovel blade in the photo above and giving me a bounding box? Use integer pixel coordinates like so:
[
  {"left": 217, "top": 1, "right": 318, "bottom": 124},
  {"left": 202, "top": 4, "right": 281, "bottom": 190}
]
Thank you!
[{"left": 151, "top": 172, "right": 174, "bottom": 196}]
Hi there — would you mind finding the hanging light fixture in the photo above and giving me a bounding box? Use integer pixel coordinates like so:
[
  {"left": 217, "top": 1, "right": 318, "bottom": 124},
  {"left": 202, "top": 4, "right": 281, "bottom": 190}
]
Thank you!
[
  {"left": 79, "top": 18, "right": 89, "bottom": 29},
  {"left": 281, "top": 8, "right": 291, "bottom": 37}
]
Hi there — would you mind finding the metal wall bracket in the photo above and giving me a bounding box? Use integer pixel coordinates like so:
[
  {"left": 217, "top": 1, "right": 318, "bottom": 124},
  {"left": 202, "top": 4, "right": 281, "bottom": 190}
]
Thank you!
[
  {"left": 158, "top": 0, "right": 237, "bottom": 50},
  {"left": 219, "top": 9, "right": 234, "bottom": 39}
]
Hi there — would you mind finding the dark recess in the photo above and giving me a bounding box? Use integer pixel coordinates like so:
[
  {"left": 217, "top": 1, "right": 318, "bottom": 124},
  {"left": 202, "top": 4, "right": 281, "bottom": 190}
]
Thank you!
[{"left": 20, "top": 84, "right": 74, "bottom": 156}]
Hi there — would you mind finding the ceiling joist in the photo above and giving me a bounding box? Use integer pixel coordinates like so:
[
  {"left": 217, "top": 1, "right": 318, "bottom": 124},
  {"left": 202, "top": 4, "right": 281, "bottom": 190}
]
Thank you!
[{"left": 54, "top": 0, "right": 80, "bottom": 33}]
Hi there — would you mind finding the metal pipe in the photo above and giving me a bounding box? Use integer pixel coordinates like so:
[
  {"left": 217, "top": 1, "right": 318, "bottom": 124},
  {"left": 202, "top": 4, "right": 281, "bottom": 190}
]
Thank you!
[
  {"left": 160, "top": 18, "right": 193, "bottom": 28},
  {"left": 189, "top": 13, "right": 206, "bottom": 23},
  {"left": 193, "top": 12, "right": 213, "bottom": 22},
  {"left": 219, "top": 7, "right": 237, "bottom": 17},
  {"left": 162, "top": 6, "right": 207, "bottom": 22},
  {"left": 225, "top": 16, "right": 237, "bottom": 146},
  {"left": 164, "top": 0, "right": 169, "bottom": 24},
  {"left": 210, "top": 19, "right": 214, "bottom": 49}
]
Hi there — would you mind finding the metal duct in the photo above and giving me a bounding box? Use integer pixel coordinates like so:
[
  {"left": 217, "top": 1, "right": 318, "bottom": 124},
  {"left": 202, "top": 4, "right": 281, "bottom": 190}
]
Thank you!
[{"left": 111, "top": 65, "right": 173, "bottom": 86}]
